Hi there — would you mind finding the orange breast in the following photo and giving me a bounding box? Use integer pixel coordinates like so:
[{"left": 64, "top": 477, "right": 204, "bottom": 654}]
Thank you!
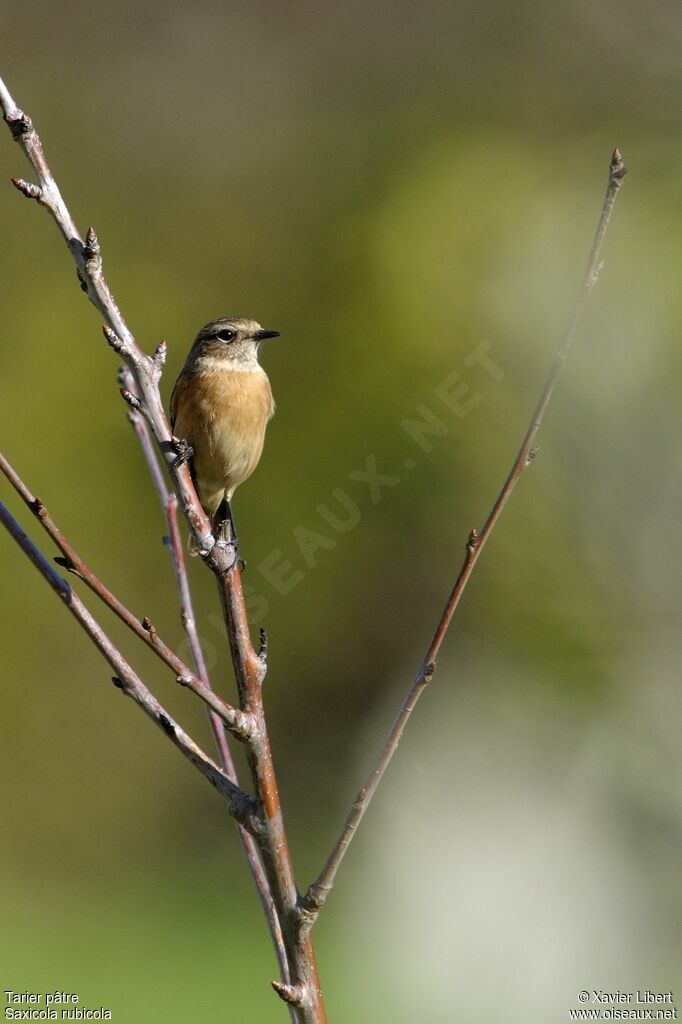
[{"left": 171, "top": 367, "right": 274, "bottom": 516}]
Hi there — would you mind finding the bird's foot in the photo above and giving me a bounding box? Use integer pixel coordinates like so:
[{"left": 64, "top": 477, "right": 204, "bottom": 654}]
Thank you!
[{"left": 170, "top": 436, "right": 193, "bottom": 470}]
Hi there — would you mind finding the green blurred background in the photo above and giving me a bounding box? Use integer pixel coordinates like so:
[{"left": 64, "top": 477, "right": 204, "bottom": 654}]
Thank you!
[{"left": 1, "top": 2, "right": 680, "bottom": 1021}]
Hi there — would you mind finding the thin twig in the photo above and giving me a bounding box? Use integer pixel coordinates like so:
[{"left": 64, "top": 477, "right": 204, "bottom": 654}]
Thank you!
[
  {"left": 0, "top": 450, "right": 253, "bottom": 738},
  {"left": 305, "top": 148, "right": 628, "bottom": 919},
  {"left": 0, "top": 500, "right": 258, "bottom": 832}
]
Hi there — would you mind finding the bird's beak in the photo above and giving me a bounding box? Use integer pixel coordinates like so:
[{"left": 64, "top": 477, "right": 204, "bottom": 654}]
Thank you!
[{"left": 255, "top": 329, "right": 281, "bottom": 341}]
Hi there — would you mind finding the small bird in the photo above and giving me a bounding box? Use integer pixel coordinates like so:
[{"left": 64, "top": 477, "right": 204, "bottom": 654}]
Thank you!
[{"left": 170, "top": 315, "right": 280, "bottom": 550}]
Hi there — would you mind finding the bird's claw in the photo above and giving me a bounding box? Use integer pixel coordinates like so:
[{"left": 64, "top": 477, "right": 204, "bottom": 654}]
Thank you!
[{"left": 170, "top": 436, "right": 193, "bottom": 470}]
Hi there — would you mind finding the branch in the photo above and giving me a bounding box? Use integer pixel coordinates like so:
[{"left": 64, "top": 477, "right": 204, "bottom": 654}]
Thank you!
[
  {"left": 0, "top": 450, "right": 254, "bottom": 739},
  {"left": 0, "top": 72, "right": 318, "bottom": 1020},
  {"left": 0, "top": 73, "right": 216, "bottom": 560},
  {"left": 212, "top": 565, "right": 328, "bottom": 1017},
  {"left": 120, "top": 366, "right": 291, "bottom": 989},
  {"left": 0, "top": 499, "right": 258, "bottom": 833},
  {"left": 304, "top": 148, "right": 628, "bottom": 919}
]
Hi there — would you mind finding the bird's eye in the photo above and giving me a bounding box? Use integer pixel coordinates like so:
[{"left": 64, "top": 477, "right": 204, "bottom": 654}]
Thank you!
[{"left": 216, "top": 329, "right": 236, "bottom": 342}]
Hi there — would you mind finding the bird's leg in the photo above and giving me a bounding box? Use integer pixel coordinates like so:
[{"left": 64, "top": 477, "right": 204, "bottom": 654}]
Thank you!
[
  {"left": 170, "top": 435, "right": 194, "bottom": 471},
  {"left": 214, "top": 498, "right": 244, "bottom": 572}
]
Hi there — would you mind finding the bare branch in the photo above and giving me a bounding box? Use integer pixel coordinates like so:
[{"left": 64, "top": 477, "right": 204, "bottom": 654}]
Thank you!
[
  {"left": 0, "top": 72, "right": 215, "bottom": 557},
  {"left": 118, "top": 366, "right": 171, "bottom": 505},
  {"left": 0, "top": 499, "right": 258, "bottom": 833},
  {"left": 0, "top": 76, "right": 323, "bottom": 1015},
  {"left": 120, "top": 366, "right": 291, "bottom": 989},
  {"left": 305, "top": 148, "right": 628, "bottom": 919},
  {"left": 0, "top": 450, "right": 254, "bottom": 739},
  {"left": 209, "top": 548, "right": 328, "bottom": 1018}
]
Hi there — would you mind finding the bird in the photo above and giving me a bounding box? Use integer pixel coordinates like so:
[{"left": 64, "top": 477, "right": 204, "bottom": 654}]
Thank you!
[{"left": 170, "top": 315, "right": 280, "bottom": 552}]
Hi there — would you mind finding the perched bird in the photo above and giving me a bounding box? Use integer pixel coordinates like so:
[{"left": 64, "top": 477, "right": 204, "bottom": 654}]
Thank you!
[{"left": 170, "top": 315, "right": 280, "bottom": 547}]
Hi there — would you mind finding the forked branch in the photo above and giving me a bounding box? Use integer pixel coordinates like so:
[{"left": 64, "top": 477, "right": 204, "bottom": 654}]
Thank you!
[
  {"left": 0, "top": 73, "right": 325, "bottom": 1023},
  {"left": 0, "top": 499, "right": 257, "bottom": 831},
  {"left": 0, "top": 450, "right": 253, "bottom": 739},
  {"left": 120, "top": 366, "right": 290, "bottom": 987}
]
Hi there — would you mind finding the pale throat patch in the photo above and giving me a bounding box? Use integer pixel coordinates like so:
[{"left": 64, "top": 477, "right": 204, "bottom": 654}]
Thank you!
[{"left": 194, "top": 353, "right": 265, "bottom": 374}]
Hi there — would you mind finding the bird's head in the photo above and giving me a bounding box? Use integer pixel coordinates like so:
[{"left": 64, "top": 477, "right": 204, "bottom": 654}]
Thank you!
[{"left": 190, "top": 315, "right": 280, "bottom": 369}]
